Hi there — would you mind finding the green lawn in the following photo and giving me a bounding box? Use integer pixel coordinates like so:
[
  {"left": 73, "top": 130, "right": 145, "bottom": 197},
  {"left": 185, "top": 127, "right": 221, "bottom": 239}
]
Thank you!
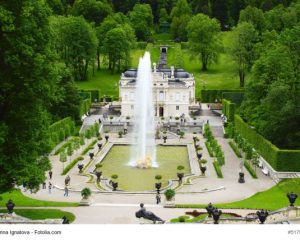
[
  {"left": 75, "top": 68, "right": 120, "bottom": 98},
  {"left": 99, "top": 145, "right": 190, "bottom": 191},
  {"left": 0, "top": 190, "right": 78, "bottom": 207},
  {"left": 176, "top": 179, "right": 300, "bottom": 211},
  {"left": 0, "top": 209, "right": 75, "bottom": 222}
]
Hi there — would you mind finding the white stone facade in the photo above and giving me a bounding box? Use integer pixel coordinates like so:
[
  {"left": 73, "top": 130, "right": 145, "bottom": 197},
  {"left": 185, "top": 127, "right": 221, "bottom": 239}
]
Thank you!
[{"left": 119, "top": 67, "right": 196, "bottom": 118}]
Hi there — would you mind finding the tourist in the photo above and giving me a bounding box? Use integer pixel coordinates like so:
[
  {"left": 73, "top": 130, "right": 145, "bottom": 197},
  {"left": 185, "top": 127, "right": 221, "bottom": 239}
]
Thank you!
[
  {"left": 49, "top": 170, "right": 53, "bottom": 180},
  {"left": 156, "top": 193, "right": 161, "bottom": 204},
  {"left": 48, "top": 182, "right": 52, "bottom": 194},
  {"left": 64, "top": 185, "right": 69, "bottom": 197},
  {"left": 65, "top": 175, "right": 71, "bottom": 186}
]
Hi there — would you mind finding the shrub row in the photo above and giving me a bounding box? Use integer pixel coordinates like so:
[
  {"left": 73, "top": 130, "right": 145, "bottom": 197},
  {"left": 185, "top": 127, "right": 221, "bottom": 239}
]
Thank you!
[
  {"left": 204, "top": 124, "right": 225, "bottom": 165},
  {"left": 55, "top": 137, "right": 81, "bottom": 155},
  {"left": 228, "top": 141, "right": 242, "bottom": 158},
  {"left": 205, "top": 141, "right": 214, "bottom": 157},
  {"left": 81, "top": 140, "right": 97, "bottom": 156},
  {"left": 244, "top": 160, "right": 258, "bottom": 179},
  {"left": 201, "top": 89, "right": 244, "bottom": 103},
  {"left": 62, "top": 156, "right": 84, "bottom": 175},
  {"left": 49, "top": 117, "right": 76, "bottom": 149},
  {"left": 213, "top": 161, "right": 223, "bottom": 178},
  {"left": 234, "top": 115, "right": 300, "bottom": 172}
]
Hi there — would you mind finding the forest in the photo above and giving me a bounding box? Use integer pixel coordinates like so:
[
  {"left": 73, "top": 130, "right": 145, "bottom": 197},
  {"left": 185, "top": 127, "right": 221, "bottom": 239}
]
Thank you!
[{"left": 0, "top": 0, "right": 299, "bottom": 191}]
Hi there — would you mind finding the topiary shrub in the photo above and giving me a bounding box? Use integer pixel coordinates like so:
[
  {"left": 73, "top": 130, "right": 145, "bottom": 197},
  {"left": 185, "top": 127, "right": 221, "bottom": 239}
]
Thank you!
[
  {"left": 81, "top": 187, "right": 92, "bottom": 199},
  {"left": 164, "top": 189, "right": 176, "bottom": 201},
  {"left": 177, "top": 165, "right": 184, "bottom": 171},
  {"left": 155, "top": 175, "right": 162, "bottom": 181},
  {"left": 111, "top": 174, "right": 118, "bottom": 180}
]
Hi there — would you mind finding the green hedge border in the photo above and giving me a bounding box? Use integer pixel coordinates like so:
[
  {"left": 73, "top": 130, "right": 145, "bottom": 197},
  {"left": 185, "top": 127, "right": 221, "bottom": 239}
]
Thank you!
[
  {"left": 228, "top": 141, "right": 242, "bottom": 158},
  {"left": 49, "top": 117, "right": 75, "bottom": 149},
  {"left": 213, "top": 161, "right": 223, "bottom": 178},
  {"left": 201, "top": 89, "right": 244, "bottom": 103},
  {"left": 244, "top": 160, "right": 258, "bottom": 179},
  {"left": 205, "top": 141, "right": 214, "bottom": 157},
  {"left": 222, "top": 99, "right": 235, "bottom": 122},
  {"left": 234, "top": 115, "right": 300, "bottom": 172}
]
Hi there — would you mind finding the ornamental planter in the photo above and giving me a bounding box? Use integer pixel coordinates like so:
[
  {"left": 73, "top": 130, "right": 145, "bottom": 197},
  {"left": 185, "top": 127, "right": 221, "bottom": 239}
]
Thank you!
[
  {"left": 200, "top": 166, "right": 207, "bottom": 176},
  {"left": 177, "top": 173, "right": 184, "bottom": 184},
  {"left": 238, "top": 172, "right": 245, "bottom": 183},
  {"left": 112, "top": 181, "right": 118, "bottom": 191},
  {"left": 79, "top": 197, "right": 93, "bottom": 206},
  {"left": 155, "top": 182, "right": 162, "bottom": 193}
]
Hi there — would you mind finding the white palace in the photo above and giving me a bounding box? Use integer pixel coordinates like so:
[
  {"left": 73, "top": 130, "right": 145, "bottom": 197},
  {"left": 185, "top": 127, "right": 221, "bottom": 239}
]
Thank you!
[{"left": 119, "top": 47, "right": 197, "bottom": 118}]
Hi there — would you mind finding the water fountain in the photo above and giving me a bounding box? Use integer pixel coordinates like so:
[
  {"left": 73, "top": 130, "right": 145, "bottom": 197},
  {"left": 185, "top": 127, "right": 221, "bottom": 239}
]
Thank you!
[{"left": 129, "top": 52, "right": 157, "bottom": 168}]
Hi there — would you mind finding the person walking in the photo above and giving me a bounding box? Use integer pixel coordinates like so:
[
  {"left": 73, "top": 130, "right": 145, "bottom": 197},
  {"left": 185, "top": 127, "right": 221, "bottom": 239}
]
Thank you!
[
  {"left": 49, "top": 170, "right": 53, "bottom": 180},
  {"left": 156, "top": 193, "right": 161, "bottom": 204},
  {"left": 64, "top": 185, "right": 69, "bottom": 197},
  {"left": 48, "top": 182, "right": 52, "bottom": 194},
  {"left": 65, "top": 175, "right": 71, "bottom": 186}
]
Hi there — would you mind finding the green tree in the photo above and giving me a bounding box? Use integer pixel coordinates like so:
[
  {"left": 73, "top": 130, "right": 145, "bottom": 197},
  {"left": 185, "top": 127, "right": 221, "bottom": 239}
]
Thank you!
[
  {"left": 159, "top": 8, "right": 169, "bottom": 25},
  {"left": 103, "top": 27, "right": 133, "bottom": 73},
  {"left": 128, "top": 3, "right": 153, "bottom": 41},
  {"left": 71, "top": 0, "right": 112, "bottom": 25},
  {"left": 50, "top": 16, "right": 98, "bottom": 81},
  {"left": 230, "top": 22, "right": 258, "bottom": 87},
  {"left": 50, "top": 66, "right": 81, "bottom": 121},
  {"left": 60, "top": 151, "right": 67, "bottom": 171},
  {"left": 170, "top": 0, "right": 191, "bottom": 41},
  {"left": 264, "top": 4, "right": 298, "bottom": 32},
  {"left": 46, "top": 0, "right": 65, "bottom": 15},
  {"left": 239, "top": 6, "right": 265, "bottom": 33},
  {"left": 0, "top": 0, "right": 59, "bottom": 192},
  {"left": 96, "top": 13, "right": 132, "bottom": 70},
  {"left": 67, "top": 143, "right": 74, "bottom": 160},
  {"left": 241, "top": 25, "right": 300, "bottom": 149},
  {"left": 187, "top": 13, "right": 222, "bottom": 71}
]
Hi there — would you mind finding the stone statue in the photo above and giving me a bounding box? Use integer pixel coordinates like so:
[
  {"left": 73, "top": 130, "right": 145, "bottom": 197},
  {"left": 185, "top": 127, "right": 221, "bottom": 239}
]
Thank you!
[{"left": 135, "top": 203, "right": 165, "bottom": 224}]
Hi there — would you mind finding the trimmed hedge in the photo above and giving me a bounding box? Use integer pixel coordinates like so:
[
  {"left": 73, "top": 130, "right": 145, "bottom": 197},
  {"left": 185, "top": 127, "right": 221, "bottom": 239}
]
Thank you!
[
  {"left": 234, "top": 115, "right": 300, "bottom": 171},
  {"left": 79, "top": 98, "right": 91, "bottom": 117},
  {"left": 222, "top": 92, "right": 244, "bottom": 106},
  {"left": 49, "top": 117, "right": 75, "bottom": 149},
  {"left": 244, "top": 160, "right": 258, "bottom": 179},
  {"left": 213, "top": 161, "right": 223, "bottom": 178},
  {"left": 201, "top": 89, "right": 244, "bottom": 103},
  {"left": 81, "top": 139, "right": 97, "bottom": 156},
  {"left": 205, "top": 141, "right": 214, "bottom": 157},
  {"left": 228, "top": 141, "right": 242, "bottom": 158},
  {"left": 62, "top": 156, "right": 83, "bottom": 175},
  {"left": 222, "top": 99, "right": 235, "bottom": 122},
  {"left": 79, "top": 90, "right": 100, "bottom": 102}
]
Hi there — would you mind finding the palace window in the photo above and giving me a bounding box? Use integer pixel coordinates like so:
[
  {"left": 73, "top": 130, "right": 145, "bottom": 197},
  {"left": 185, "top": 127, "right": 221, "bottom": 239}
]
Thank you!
[
  {"left": 176, "top": 106, "right": 179, "bottom": 110},
  {"left": 159, "top": 91, "right": 164, "bottom": 101}
]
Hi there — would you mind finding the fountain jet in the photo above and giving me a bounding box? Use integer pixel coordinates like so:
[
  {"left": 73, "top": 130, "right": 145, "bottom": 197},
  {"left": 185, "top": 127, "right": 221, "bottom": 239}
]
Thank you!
[{"left": 129, "top": 52, "right": 157, "bottom": 168}]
